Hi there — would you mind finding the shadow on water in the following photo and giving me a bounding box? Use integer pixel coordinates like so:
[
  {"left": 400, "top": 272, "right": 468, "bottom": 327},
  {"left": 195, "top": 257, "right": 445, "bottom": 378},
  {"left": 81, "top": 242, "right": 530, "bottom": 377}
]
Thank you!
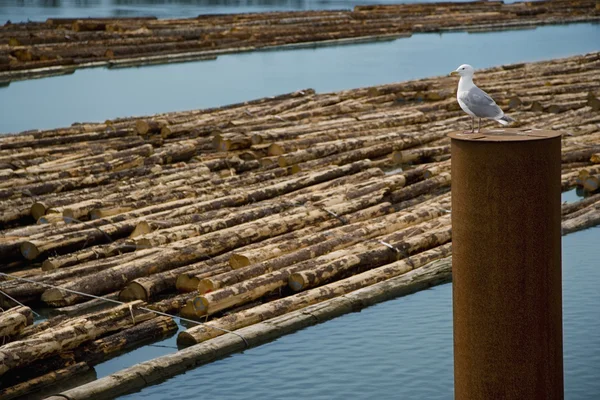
[{"left": 0, "top": 22, "right": 598, "bottom": 134}]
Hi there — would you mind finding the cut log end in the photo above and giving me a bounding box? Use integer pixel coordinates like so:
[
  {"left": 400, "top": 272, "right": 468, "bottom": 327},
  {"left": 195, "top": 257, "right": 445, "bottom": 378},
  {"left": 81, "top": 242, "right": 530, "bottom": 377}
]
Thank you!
[
  {"left": 30, "top": 203, "right": 47, "bottom": 220},
  {"left": 229, "top": 254, "right": 251, "bottom": 269},
  {"left": 119, "top": 282, "right": 148, "bottom": 302},
  {"left": 176, "top": 331, "right": 198, "bottom": 346},
  {"left": 41, "top": 259, "right": 58, "bottom": 271},
  {"left": 197, "top": 278, "right": 215, "bottom": 295},
  {"left": 130, "top": 221, "right": 152, "bottom": 238},
  {"left": 41, "top": 288, "right": 69, "bottom": 307},
  {"left": 180, "top": 301, "right": 200, "bottom": 320},
  {"left": 175, "top": 274, "right": 199, "bottom": 293},
  {"left": 192, "top": 296, "right": 209, "bottom": 316},
  {"left": 268, "top": 143, "right": 286, "bottom": 156},
  {"left": 20, "top": 241, "right": 40, "bottom": 260},
  {"left": 288, "top": 273, "right": 306, "bottom": 292}
]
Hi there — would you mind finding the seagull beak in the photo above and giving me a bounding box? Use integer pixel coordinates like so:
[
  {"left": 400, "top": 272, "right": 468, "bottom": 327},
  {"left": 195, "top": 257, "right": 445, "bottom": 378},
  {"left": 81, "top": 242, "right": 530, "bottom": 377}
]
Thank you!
[{"left": 449, "top": 71, "right": 459, "bottom": 76}]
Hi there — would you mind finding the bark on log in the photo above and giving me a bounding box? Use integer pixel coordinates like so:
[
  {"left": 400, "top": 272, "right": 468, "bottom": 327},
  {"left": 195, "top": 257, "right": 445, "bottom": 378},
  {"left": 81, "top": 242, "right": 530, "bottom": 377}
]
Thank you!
[
  {"left": 388, "top": 173, "right": 451, "bottom": 203},
  {"left": 41, "top": 187, "right": 386, "bottom": 307},
  {"left": 391, "top": 145, "right": 450, "bottom": 164},
  {"left": 0, "top": 361, "right": 92, "bottom": 400},
  {"left": 74, "top": 316, "right": 177, "bottom": 366},
  {"left": 0, "top": 306, "right": 33, "bottom": 338},
  {"left": 178, "top": 243, "right": 451, "bottom": 344},
  {"left": 562, "top": 207, "right": 600, "bottom": 235},
  {"left": 0, "top": 301, "right": 153, "bottom": 376},
  {"left": 193, "top": 220, "right": 451, "bottom": 316}
]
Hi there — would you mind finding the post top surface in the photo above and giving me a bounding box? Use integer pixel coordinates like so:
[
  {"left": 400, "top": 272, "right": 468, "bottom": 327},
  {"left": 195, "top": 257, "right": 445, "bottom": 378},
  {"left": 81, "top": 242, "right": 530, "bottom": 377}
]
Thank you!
[{"left": 448, "top": 128, "right": 562, "bottom": 142}]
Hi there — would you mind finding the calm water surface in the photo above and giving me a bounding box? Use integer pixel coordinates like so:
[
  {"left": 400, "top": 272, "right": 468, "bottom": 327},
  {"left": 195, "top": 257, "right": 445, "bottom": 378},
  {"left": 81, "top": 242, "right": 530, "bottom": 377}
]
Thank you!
[
  {"left": 1, "top": 23, "right": 599, "bottom": 134},
  {"left": 115, "top": 225, "right": 600, "bottom": 400},
  {"left": 0, "top": 0, "right": 511, "bottom": 23}
]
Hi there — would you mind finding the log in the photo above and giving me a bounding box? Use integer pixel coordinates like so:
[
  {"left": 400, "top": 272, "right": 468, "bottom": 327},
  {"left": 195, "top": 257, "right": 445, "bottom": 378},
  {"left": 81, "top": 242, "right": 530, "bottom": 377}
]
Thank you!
[
  {"left": 193, "top": 220, "right": 451, "bottom": 316},
  {"left": 228, "top": 193, "right": 449, "bottom": 269},
  {"left": 562, "top": 145, "right": 600, "bottom": 163},
  {"left": 0, "top": 301, "right": 153, "bottom": 376},
  {"left": 391, "top": 145, "right": 450, "bottom": 164},
  {"left": 178, "top": 243, "right": 451, "bottom": 345},
  {"left": 561, "top": 192, "right": 600, "bottom": 216},
  {"left": 582, "top": 174, "right": 600, "bottom": 193},
  {"left": 0, "top": 361, "right": 92, "bottom": 400},
  {"left": 388, "top": 173, "right": 451, "bottom": 203},
  {"left": 74, "top": 316, "right": 177, "bottom": 366},
  {"left": 119, "top": 260, "right": 229, "bottom": 302},
  {"left": 41, "top": 187, "right": 387, "bottom": 306},
  {"left": 562, "top": 207, "right": 600, "bottom": 235},
  {"left": 21, "top": 160, "right": 372, "bottom": 260},
  {"left": 0, "top": 306, "right": 33, "bottom": 338},
  {"left": 204, "top": 196, "right": 450, "bottom": 293}
]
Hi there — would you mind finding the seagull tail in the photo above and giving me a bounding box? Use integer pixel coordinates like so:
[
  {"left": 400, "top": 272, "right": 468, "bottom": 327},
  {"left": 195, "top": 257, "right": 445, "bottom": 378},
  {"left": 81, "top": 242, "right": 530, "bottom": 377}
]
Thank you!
[{"left": 497, "top": 115, "right": 516, "bottom": 125}]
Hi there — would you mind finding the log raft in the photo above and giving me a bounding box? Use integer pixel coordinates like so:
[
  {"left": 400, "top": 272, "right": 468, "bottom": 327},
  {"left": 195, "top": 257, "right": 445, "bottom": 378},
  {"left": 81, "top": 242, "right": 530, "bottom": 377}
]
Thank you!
[
  {"left": 0, "top": 0, "right": 599, "bottom": 83},
  {"left": 0, "top": 52, "right": 599, "bottom": 398}
]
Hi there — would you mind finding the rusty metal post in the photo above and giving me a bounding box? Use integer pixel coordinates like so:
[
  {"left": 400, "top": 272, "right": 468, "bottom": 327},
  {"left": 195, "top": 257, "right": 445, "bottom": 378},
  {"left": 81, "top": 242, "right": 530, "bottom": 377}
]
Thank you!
[{"left": 450, "top": 128, "right": 563, "bottom": 400}]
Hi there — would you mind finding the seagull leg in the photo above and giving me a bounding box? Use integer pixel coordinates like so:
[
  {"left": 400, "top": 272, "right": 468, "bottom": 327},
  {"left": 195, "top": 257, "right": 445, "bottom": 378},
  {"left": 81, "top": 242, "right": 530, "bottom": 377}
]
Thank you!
[
  {"left": 471, "top": 117, "right": 475, "bottom": 133},
  {"left": 478, "top": 118, "right": 481, "bottom": 133}
]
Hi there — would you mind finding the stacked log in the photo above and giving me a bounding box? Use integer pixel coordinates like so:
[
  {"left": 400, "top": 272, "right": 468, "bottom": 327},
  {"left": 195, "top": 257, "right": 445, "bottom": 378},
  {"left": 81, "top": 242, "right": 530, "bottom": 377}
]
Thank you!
[
  {"left": 0, "top": 306, "right": 33, "bottom": 338},
  {"left": 1, "top": 0, "right": 598, "bottom": 83},
  {"left": 0, "top": 52, "right": 599, "bottom": 398}
]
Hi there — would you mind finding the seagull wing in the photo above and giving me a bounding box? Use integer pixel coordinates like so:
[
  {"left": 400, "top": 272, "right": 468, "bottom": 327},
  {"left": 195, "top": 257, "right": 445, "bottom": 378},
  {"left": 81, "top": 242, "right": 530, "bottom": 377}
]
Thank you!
[{"left": 459, "top": 86, "right": 503, "bottom": 119}]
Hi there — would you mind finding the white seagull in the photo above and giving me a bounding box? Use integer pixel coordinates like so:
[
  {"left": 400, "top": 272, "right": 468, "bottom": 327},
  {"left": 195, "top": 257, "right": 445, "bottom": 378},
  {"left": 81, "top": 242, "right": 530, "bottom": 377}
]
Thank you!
[{"left": 451, "top": 64, "right": 515, "bottom": 133}]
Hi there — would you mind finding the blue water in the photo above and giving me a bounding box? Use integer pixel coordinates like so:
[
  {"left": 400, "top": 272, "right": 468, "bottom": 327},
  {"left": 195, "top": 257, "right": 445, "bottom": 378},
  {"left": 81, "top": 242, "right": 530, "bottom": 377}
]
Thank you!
[
  {"left": 1, "top": 22, "right": 599, "bottom": 134},
  {"left": 0, "top": 0, "right": 517, "bottom": 23}
]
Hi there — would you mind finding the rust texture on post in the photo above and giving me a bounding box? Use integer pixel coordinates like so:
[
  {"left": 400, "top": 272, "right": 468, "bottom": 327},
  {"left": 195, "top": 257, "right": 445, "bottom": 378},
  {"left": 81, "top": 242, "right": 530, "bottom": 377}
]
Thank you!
[{"left": 450, "top": 128, "right": 563, "bottom": 400}]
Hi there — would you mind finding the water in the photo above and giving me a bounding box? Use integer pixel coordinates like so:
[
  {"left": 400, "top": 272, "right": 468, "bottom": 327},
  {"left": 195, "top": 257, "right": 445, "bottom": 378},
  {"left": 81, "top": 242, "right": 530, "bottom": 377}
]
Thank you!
[
  {"left": 0, "top": 0, "right": 508, "bottom": 23},
  {"left": 1, "top": 22, "right": 599, "bottom": 134}
]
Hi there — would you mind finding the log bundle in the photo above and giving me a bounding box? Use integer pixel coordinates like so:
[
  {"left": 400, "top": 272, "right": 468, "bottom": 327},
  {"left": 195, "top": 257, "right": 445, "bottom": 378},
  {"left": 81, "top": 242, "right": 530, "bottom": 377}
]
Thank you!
[
  {"left": 0, "top": 52, "right": 599, "bottom": 397},
  {"left": 0, "top": 0, "right": 598, "bottom": 82}
]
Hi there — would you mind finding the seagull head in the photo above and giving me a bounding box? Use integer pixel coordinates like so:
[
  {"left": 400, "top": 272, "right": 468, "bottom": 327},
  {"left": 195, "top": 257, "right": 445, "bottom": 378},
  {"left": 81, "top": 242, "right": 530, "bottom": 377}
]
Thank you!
[{"left": 450, "top": 64, "right": 475, "bottom": 77}]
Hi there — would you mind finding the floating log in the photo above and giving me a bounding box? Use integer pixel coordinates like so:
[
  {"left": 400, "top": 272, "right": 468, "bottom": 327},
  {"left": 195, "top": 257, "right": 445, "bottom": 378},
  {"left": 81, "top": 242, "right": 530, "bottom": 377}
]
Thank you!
[
  {"left": 562, "top": 206, "right": 600, "bottom": 235},
  {"left": 0, "top": 361, "right": 92, "bottom": 400},
  {"left": 203, "top": 196, "right": 450, "bottom": 293},
  {"left": 0, "top": 301, "right": 152, "bottom": 376},
  {"left": 582, "top": 174, "right": 600, "bottom": 193},
  {"left": 74, "top": 316, "right": 177, "bottom": 366},
  {"left": 41, "top": 187, "right": 387, "bottom": 306},
  {"left": 193, "top": 220, "right": 451, "bottom": 316},
  {"left": 0, "top": 306, "right": 33, "bottom": 338},
  {"left": 179, "top": 243, "right": 451, "bottom": 345}
]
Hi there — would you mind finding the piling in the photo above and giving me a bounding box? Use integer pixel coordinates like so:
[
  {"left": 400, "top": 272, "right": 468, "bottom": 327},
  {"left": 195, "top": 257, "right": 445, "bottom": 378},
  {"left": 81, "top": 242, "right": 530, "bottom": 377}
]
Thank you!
[{"left": 450, "top": 128, "right": 563, "bottom": 400}]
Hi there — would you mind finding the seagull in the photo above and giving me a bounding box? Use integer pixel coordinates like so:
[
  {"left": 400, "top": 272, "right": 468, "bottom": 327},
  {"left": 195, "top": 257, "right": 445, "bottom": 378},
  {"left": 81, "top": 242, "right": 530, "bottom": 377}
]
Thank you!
[{"left": 450, "top": 64, "right": 515, "bottom": 133}]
